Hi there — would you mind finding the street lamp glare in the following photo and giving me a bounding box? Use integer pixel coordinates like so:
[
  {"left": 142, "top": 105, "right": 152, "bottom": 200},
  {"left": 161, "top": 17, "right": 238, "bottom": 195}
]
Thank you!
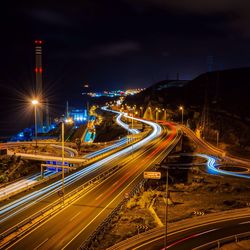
[
  {"left": 179, "top": 106, "right": 183, "bottom": 110},
  {"left": 32, "top": 100, "right": 39, "bottom": 105}
]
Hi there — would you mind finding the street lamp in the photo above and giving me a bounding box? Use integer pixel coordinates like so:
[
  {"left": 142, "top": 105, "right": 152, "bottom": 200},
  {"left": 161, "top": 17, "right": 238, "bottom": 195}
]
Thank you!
[
  {"left": 131, "top": 113, "right": 134, "bottom": 157},
  {"left": 31, "top": 99, "right": 39, "bottom": 152},
  {"left": 61, "top": 120, "right": 65, "bottom": 202},
  {"left": 61, "top": 118, "right": 73, "bottom": 203},
  {"left": 156, "top": 109, "right": 161, "bottom": 121},
  {"left": 216, "top": 130, "right": 219, "bottom": 147},
  {"left": 179, "top": 106, "right": 184, "bottom": 124},
  {"left": 140, "top": 106, "right": 143, "bottom": 117}
]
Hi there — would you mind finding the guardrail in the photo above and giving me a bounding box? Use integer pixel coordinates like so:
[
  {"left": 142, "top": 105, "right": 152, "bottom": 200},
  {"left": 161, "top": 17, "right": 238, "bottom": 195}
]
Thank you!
[
  {"left": 79, "top": 125, "right": 182, "bottom": 249},
  {"left": 79, "top": 175, "right": 147, "bottom": 250},
  {"left": 193, "top": 231, "right": 250, "bottom": 250},
  {"left": 78, "top": 155, "right": 177, "bottom": 250},
  {"left": 181, "top": 125, "right": 250, "bottom": 165},
  {"left": 0, "top": 164, "right": 122, "bottom": 249},
  {"left": 1, "top": 132, "right": 146, "bottom": 202}
]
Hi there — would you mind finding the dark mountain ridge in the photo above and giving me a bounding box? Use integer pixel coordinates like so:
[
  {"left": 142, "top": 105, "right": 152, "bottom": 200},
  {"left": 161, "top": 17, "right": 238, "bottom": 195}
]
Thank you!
[{"left": 125, "top": 67, "right": 250, "bottom": 154}]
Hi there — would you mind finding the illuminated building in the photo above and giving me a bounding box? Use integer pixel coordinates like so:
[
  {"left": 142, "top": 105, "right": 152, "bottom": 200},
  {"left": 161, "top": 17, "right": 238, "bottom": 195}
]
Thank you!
[{"left": 69, "top": 109, "right": 88, "bottom": 123}]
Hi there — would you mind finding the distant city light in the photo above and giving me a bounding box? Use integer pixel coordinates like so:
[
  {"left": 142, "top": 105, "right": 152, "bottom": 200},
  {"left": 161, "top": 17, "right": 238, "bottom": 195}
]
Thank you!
[{"left": 82, "top": 88, "right": 145, "bottom": 98}]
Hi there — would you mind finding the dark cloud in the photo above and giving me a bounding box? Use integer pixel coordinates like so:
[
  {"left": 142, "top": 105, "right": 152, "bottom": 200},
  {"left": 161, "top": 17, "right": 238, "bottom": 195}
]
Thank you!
[
  {"left": 29, "top": 9, "right": 72, "bottom": 27},
  {"left": 129, "top": 0, "right": 250, "bottom": 36},
  {"left": 1, "top": 0, "right": 250, "bottom": 135},
  {"left": 97, "top": 41, "right": 140, "bottom": 56}
]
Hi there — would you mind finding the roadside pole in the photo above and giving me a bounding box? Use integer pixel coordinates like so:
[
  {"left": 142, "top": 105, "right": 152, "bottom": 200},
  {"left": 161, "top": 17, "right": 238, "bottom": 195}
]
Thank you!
[
  {"left": 165, "top": 168, "right": 169, "bottom": 249},
  {"left": 143, "top": 171, "right": 164, "bottom": 244},
  {"left": 62, "top": 121, "right": 65, "bottom": 205},
  {"left": 132, "top": 114, "right": 134, "bottom": 155}
]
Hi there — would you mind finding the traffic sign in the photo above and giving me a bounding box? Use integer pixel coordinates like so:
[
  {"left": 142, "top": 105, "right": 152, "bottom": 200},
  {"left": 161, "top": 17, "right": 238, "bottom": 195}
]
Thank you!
[
  {"left": 46, "top": 161, "right": 69, "bottom": 166},
  {"left": 143, "top": 171, "right": 161, "bottom": 179}
]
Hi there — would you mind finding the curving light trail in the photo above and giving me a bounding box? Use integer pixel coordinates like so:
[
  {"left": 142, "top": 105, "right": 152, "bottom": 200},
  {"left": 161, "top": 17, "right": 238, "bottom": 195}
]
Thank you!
[
  {"left": 0, "top": 171, "right": 55, "bottom": 200},
  {"left": 197, "top": 154, "right": 250, "bottom": 179},
  {"left": 0, "top": 109, "right": 162, "bottom": 222},
  {"left": 115, "top": 113, "right": 140, "bottom": 134},
  {"left": 0, "top": 134, "right": 129, "bottom": 201},
  {"left": 85, "top": 137, "right": 128, "bottom": 159}
]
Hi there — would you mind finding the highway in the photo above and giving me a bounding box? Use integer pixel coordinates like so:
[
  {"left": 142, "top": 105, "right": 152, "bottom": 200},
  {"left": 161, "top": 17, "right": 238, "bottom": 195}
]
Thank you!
[
  {"left": 109, "top": 213, "right": 250, "bottom": 250},
  {"left": 0, "top": 170, "right": 55, "bottom": 201},
  {"left": 1, "top": 111, "right": 181, "bottom": 249},
  {"left": 181, "top": 125, "right": 250, "bottom": 166},
  {"left": 0, "top": 114, "right": 141, "bottom": 229},
  {"left": 198, "top": 153, "right": 250, "bottom": 179},
  {"left": 106, "top": 124, "right": 250, "bottom": 250},
  {"left": 162, "top": 218, "right": 250, "bottom": 250},
  {"left": 0, "top": 136, "right": 130, "bottom": 201}
]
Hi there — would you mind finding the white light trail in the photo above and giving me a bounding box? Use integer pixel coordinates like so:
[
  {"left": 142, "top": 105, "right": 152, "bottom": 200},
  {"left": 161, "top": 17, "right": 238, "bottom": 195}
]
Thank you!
[{"left": 0, "top": 108, "right": 162, "bottom": 222}]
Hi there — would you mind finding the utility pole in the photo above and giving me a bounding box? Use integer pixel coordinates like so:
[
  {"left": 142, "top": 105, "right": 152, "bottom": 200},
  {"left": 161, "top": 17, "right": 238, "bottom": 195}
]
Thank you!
[
  {"left": 32, "top": 100, "right": 39, "bottom": 154},
  {"left": 66, "top": 101, "right": 69, "bottom": 118},
  {"left": 61, "top": 121, "right": 65, "bottom": 204},
  {"left": 179, "top": 106, "right": 184, "bottom": 124},
  {"left": 158, "top": 165, "right": 193, "bottom": 249},
  {"left": 165, "top": 168, "right": 169, "bottom": 249},
  {"left": 216, "top": 130, "right": 219, "bottom": 147},
  {"left": 131, "top": 113, "right": 134, "bottom": 156}
]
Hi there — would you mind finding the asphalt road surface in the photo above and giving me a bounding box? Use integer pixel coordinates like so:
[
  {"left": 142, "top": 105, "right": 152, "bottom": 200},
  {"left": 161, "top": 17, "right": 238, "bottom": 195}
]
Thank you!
[
  {"left": 133, "top": 216, "right": 250, "bottom": 250},
  {"left": 5, "top": 122, "right": 181, "bottom": 249}
]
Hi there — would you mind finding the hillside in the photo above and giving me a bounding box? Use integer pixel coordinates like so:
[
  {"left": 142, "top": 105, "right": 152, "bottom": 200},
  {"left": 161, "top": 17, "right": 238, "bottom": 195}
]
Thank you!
[
  {"left": 126, "top": 68, "right": 250, "bottom": 120},
  {"left": 125, "top": 67, "right": 250, "bottom": 154}
]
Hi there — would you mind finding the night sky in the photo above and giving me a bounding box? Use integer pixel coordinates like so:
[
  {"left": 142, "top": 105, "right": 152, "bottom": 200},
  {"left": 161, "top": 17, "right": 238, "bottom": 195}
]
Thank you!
[{"left": 1, "top": 0, "right": 250, "bottom": 136}]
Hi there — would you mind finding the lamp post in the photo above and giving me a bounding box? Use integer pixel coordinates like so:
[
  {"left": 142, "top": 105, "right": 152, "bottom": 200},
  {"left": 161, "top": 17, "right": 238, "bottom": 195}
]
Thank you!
[
  {"left": 216, "top": 130, "right": 219, "bottom": 147},
  {"left": 165, "top": 168, "right": 169, "bottom": 249},
  {"left": 140, "top": 106, "right": 143, "bottom": 117},
  {"left": 61, "top": 120, "right": 65, "bottom": 202},
  {"left": 130, "top": 113, "right": 134, "bottom": 156},
  {"left": 31, "top": 99, "right": 39, "bottom": 153},
  {"left": 162, "top": 108, "right": 166, "bottom": 121},
  {"left": 156, "top": 109, "right": 161, "bottom": 122},
  {"left": 179, "top": 106, "right": 184, "bottom": 124},
  {"left": 61, "top": 118, "right": 73, "bottom": 203}
]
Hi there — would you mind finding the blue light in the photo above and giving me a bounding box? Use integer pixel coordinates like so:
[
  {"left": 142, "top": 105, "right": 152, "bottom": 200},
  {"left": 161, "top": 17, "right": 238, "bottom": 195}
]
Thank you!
[
  {"left": 197, "top": 154, "right": 250, "bottom": 179},
  {"left": 18, "top": 132, "right": 24, "bottom": 137}
]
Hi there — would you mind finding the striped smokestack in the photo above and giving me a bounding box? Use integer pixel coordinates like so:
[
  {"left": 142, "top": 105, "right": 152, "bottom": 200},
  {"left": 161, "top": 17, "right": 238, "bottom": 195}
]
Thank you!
[{"left": 34, "top": 40, "right": 43, "bottom": 132}]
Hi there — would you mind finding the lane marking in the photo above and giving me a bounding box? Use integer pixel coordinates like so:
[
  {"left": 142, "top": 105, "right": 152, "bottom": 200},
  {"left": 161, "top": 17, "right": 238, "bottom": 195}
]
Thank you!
[
  {"left": 196, "top": 228, "right": 220, "bottom": 236},
  {"left": 5, "top": 114, "right": 170, "bottom": 250},
  {"left": 5, "top": 183, "right": 101, "bottom": 250},
  {"left": 239, "top": 220, "right": 250, "bottom": 225},
  {"left": 133, "top": 217, "right": 250, "bottom": 250},
  {"left": 69, "top": 211, "right": 81, "bottom": 222},
  {"left": 95, "top": 193, "right": 104, "bottom": 200},
  {"left": 112, "top": 181, "right": 118, "bottom": 187},
  {"left": 62, "top": 127, "right": 179, "bottom": 249},
  {"left": 34, "top": 238, "right": 49, "bottom": 250}
]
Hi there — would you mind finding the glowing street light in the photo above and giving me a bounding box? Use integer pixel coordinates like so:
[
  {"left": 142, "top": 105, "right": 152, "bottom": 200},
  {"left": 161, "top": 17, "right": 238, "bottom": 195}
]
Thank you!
[
  {"left": 61, "top": 118, "right": 74, "bottom": 203},
  {"left": 179, "top": 106, "right": 184, "bottom": 124},
  {"left": 156, "top": 109, "right": 161, "bottom": 121},
  {"left": 31, "top": 99, "right": 39, "bottom": 152},
  {"left": 140, "top": 106, "right": 143, "bottom": 117}
]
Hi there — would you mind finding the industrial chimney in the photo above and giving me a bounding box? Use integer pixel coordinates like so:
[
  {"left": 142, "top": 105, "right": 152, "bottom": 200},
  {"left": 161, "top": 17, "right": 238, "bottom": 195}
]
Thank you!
[{"left": 34, "top": 40, "right": 43, "bottom": 132}]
